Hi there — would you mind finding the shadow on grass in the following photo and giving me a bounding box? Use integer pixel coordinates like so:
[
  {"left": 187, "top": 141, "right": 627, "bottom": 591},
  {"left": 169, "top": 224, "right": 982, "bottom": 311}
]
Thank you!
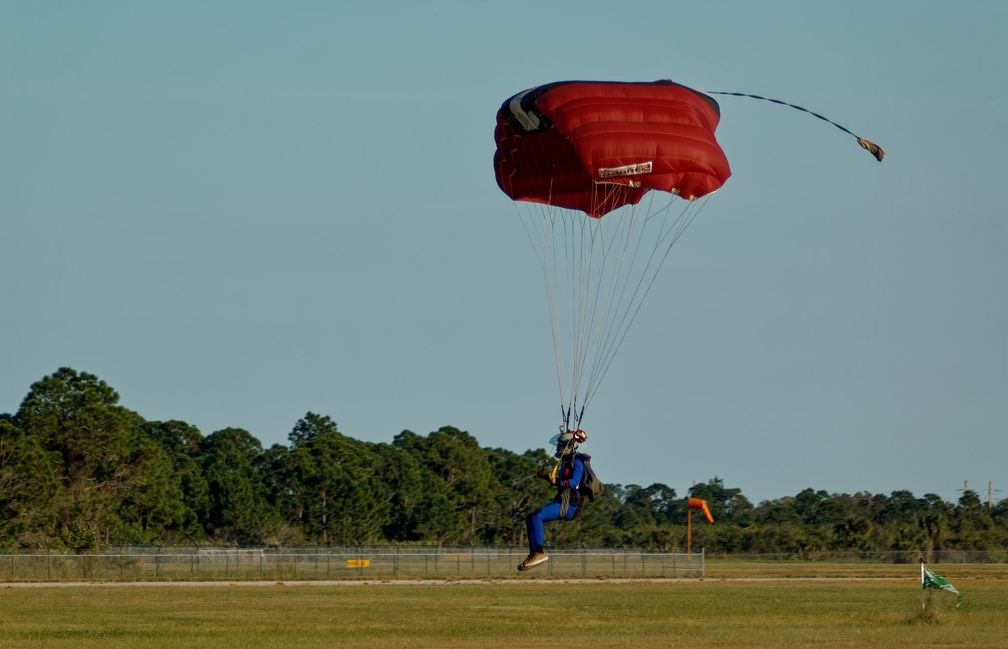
[{"left": 904, "top": 598, "right": 944, "bottom": 625}]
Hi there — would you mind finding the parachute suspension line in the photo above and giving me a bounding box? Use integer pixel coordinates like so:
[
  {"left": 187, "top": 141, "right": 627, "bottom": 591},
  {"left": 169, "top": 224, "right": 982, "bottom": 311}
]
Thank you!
[
  {"left": 577, "top": 189, "right": 653, "bottom": 409},
  {"left": 546, "top": 202, "right": 567, "bottom": 409},
  {"left": 561, "top": 182, "right": 608, "bottom": 421},
  {"left": 512, "top": 189, "right": 712, "bottom": 427},
  {"left": 547, "top": 198, "right": 572, "bottom": 412},
  {"left": 569, "top": 210, "right": 590, "bottom": 418},
  {"left": 508, "top": 176, "right": 713, "bottom": 427},
  {"left": 510, "top": 185, "right": 567, "bottom": 408},
  {"left": 567, "top": 182, "right": 642, "bottom": 419},
  {"left": 559, "top": 404, "right": 586, "bottom": 433},
  {"left": 571, "top": 185, "right": 619, "bottom": 408},
  {"left": 583, "top": 194, "right": 712, "bottom": 405},
  {"left": 569, "top": 404, "right": 585, "bottom": 432},
  {"left": 596, "top": 195, "right": 709, "bottom": 395},
  {"left": 581, "top": 194, "right": 663, "bottom": 404},
  {"left": 708, "top": 91, "right": 886, "bottom": 162}
]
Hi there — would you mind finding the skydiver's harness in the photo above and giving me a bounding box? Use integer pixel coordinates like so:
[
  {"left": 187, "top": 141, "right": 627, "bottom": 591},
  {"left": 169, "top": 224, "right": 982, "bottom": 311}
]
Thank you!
[{"left": 550, "top": 453, "right": 604, "bottom": 519}]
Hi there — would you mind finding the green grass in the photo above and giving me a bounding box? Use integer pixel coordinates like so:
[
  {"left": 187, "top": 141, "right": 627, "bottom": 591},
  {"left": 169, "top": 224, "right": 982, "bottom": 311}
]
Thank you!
[{"left": 1, "top": 577, "right": 1006, "bottom": 648}]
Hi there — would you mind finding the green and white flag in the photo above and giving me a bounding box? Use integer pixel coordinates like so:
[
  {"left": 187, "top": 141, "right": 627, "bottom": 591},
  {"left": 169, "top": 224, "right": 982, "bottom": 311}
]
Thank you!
[{"left": 921, "top": 564, "right": 962, "bottom": 607}]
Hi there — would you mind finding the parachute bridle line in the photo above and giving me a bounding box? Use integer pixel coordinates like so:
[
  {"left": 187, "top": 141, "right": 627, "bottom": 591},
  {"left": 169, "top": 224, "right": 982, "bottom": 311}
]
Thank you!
[{"left": 708, "top": 91, "right": 886, "bottom": 161}]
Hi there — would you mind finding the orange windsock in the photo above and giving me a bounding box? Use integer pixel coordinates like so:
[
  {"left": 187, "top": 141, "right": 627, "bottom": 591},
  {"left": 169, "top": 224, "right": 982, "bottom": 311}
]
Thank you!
[{"left": 688, "top": 497, "right": 714, "bottom": 524}]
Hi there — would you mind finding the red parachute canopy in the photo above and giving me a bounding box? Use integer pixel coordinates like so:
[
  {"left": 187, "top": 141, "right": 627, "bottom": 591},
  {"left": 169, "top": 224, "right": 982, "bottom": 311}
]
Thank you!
[{"left": 494, "top": 80, "right": 732, "bottom": 218}]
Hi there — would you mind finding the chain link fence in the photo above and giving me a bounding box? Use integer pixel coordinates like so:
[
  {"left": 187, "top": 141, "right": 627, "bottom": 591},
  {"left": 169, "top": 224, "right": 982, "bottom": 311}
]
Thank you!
[{"left": 0, "top": 547, "right": 705, "bottom": 582}]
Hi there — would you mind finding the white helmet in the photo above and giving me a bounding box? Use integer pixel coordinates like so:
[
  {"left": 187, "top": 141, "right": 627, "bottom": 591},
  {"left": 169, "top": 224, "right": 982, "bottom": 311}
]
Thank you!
[{"left": 549, "top": 429, "right": 587, "bottom": 456}]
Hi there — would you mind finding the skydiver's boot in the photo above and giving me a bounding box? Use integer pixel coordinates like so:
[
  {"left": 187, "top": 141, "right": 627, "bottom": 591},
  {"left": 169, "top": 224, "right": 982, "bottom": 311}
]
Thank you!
[{"left": 517, "top": 550, "right": 549, "bottom": 571}]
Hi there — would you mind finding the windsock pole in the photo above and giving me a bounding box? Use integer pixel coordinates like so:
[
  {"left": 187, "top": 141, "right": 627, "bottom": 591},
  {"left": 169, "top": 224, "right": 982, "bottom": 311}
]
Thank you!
[{"left": 688, "top": 507, "right": 692, "bottom": 555}]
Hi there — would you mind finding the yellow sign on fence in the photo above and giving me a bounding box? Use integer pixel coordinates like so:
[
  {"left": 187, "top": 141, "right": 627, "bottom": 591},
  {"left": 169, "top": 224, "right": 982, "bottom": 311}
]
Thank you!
[{"left": 346, "top": 559, "right": 370, "bottom": 569}]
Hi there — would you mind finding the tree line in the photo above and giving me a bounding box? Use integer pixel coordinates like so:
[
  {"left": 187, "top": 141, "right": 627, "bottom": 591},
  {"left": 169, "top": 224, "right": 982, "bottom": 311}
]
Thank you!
[{"left": 2, "top": 368, "right": 1006, "bottom": 554}]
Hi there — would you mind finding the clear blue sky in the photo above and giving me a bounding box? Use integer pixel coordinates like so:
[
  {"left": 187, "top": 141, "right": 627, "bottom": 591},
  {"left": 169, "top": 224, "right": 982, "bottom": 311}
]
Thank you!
[{"left": 3, "top": 2, "right": 1006, "bottom": 504}]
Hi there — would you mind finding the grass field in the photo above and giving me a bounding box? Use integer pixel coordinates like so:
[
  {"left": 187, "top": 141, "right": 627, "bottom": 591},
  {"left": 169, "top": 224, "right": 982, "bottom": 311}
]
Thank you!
[{"left": 2, "top": 569, "right": 1007, "bottom": 648}]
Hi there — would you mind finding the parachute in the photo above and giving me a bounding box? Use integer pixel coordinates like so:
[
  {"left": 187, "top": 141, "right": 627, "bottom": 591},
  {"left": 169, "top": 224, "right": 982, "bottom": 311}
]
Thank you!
[
  {"left": 493, "top": 79, "right": 883, "bottom": 432},
  {"left": 495, "top": 80, "right": 731, "bottom": 217},
  {"left": 493, "top": 80, "right": 731, "bottom": 430}
]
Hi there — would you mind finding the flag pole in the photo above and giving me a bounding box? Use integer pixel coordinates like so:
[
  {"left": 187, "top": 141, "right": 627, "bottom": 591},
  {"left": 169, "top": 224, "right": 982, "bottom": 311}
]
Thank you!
[{"left": 920, "top": 557, "right": 925, "bottom": 611}]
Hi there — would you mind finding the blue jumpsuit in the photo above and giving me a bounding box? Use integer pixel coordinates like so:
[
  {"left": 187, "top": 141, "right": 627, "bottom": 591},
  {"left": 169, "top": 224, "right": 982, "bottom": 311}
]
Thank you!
[{"left": 526, "top": 456, "right": 584, "bottom": 555}]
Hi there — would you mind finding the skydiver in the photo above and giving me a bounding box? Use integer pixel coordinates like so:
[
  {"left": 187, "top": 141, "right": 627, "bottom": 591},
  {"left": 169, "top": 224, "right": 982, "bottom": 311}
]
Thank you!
[{"left": 518, "top": 428, "right": 589, "bottom": 572}]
